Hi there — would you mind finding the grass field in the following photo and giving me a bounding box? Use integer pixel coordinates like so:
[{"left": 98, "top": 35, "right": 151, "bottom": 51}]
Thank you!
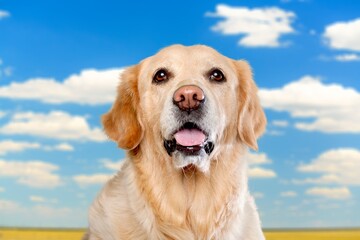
[{"left": 0, "top": 228, "right": 359, "bottom": 240}]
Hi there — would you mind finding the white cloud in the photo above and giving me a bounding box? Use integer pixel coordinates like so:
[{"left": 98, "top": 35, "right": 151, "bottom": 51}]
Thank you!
[
  {"left": 3, "top": 66, "right": 13, "bottom": 76},
  {"left": 272, "top": 120, "right": 289, "bottom": 127},
  {"left": 0, "top": 58, "right": 13, "bottom": 78},
  {"left": 101, "top": 159, "right": 125, "bottom": 171},
  {"left": 31, "top": 205, "right": 71, "bottom": 217},
  {"left": 281, "top": 191, "right": 297, "bottom": 197},
  {"left": 292, "top": 175, "right": 341, "bottom": 185},
  {"left": 44, "top": 143, "right": 74, "bottom": 152},
  {"left": 0, "top": 159, "right": 62, "bottom": 188},
  {"left": 54, "top": 143, "right": 74, "bottom": 151},
  {"left": 0, "top": 187, "right": 4, "bottom": 192},
  {"left": 0, "top": 68, "right": 122, "bottom": 105},
  {"left": 249, "top": 167, "right": 277, "bottom": 178},
  {"left": 0, "top": 140, "right": 74, "bottom": 155},
  {"left": 0, "top": 10, "right": 10, "bottom": 19},
  {"left": 309, "top": 29, "right": 316, "bottom": 35},
  {"left": 246, "top": 152, "right": 272, "bottom": 165},
  {"left": 259, "top": 75, "right": 360, "bottom": 133},
  {"left": 317, "top": 203, "right": 341, "bottom": 209},
  {"left": 0, "top": 140, "right": 41, "bottom": 155},
  {"left": 266, "top": 130, "right": 284, "bottom": 136},
  {"left": 29, "top": 195, "right": 57, "bottom": 204},
  {"left": 0, "top": 199, "right": 19, "bottom": 210},
  {"left": 0, "top": 111, "right": 6, "bottom": 118},
  {"left": 73, "top": 160, "right": 123, "bottom": 187},
  {"left": 334, "top": 53, "right": 360, "bottom": 62},
  {"left": 306, "top": 187, "right": 351, "bottom": 200},
  {"left": 73, "top": 174, "right": 113, "bottom": 187},
  {"left": 207, "top": 4, "right": 295, "bottom": 47},
  {"left": 30, "top": 196, "right": 46, "bottom": 203},
  {"left": 245, "top": 152, "right": 277, "bottom": 178},
  {"left": 324, "top": 18, "right": 360, "bottom": 51},
  {"left": 0, "top": 200, "right": 85, "bottom": 228},
  {"left": 296, "top": 148, "right": 360, "bottom": 186},
  {"left": 252, "top": 192, "right": 264, "bottom": 199},
  {"left": 0, "top": 111, "right": 106, "bottom": 142}
]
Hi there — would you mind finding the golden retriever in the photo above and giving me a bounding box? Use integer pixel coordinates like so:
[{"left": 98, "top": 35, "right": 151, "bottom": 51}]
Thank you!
[{"left": 85, "top": 45, "right": 267, "bottom": 240}]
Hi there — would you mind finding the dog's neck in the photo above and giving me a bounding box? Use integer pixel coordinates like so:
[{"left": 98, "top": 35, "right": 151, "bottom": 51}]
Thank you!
[{"left": 129, "top": 136, "right": 248, "bottom": 238}]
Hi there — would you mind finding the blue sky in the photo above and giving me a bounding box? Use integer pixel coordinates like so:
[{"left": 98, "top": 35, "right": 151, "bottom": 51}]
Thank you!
[{"left": 1, "top": 0, "right": 360, "bottom": 229}]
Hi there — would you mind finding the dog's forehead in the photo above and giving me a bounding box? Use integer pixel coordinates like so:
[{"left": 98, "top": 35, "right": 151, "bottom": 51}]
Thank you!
[{"left": 145, "top": 45, "right": 231, "bottom": 68}]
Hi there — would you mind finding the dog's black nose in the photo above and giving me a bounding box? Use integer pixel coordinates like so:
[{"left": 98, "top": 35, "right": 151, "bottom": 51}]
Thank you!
[{"left": 173, "top": 85, "right": 205, "bottom": 112}]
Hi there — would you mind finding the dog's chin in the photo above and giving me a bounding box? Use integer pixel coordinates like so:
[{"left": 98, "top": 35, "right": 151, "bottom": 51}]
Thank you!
[
  {"left": 162, "top": 122, "right": 215, "bottom": 173},
  {"left": 173, "top": 150, "right": 211, "bottom": 173}
]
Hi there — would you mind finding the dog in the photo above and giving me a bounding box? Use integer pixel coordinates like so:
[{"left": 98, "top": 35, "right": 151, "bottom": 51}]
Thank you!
[{"left": 85, "top": 45, "right": 266, "bottom": 240}]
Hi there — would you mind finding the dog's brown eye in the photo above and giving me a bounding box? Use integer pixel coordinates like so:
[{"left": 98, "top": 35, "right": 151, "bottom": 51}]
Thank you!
[
  {"left": 209, "top": 69, "right": 225, "bottom": 82},
  {"left": 153, "top": 69, "right": 169, "bottom": 84}
]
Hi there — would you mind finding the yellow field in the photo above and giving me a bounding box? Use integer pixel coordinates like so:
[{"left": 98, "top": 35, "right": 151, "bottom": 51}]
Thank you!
[
  {"left": 0, "top": 228, "right": 359, "bottom": 240},
  {"left": 265, "top": 229, "right": 360, "bottom": 240},
  {"left": 0, "top": 228, "right": 84, "bottom": 240}
]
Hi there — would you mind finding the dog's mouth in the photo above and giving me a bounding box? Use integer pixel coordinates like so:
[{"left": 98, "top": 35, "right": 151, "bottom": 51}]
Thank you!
[{"left": 164, "top": 122, "right": 214, "bottom": 156}]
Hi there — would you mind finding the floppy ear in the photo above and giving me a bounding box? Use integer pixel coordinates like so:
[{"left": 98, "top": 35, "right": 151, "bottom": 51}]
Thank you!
[
  {"left": 102, "top": 65, "right": 144, "bottom": 150},
  {"left": 234, "top": 60, "right": 266, "bottom": 150}
]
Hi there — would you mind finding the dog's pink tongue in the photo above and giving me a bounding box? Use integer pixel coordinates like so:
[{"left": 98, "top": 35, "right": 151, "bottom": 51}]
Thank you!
[{"left": 174, "top": 129, "right": 206, "bottom": 146}]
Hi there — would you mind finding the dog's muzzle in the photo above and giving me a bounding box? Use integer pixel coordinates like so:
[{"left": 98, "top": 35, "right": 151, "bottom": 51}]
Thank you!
[{"left": 164, "top": 85, "right": 214, "bottom": 156}]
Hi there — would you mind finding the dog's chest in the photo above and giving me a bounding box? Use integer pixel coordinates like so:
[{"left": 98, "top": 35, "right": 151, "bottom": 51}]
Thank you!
[{"left": 156, "top": 177, "right": 241, "bottom": 239}]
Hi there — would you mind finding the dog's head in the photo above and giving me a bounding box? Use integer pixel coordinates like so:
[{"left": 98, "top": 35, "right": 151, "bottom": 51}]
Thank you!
[{"left": 102, "top": 45, "right": 266, "bottom": 173}]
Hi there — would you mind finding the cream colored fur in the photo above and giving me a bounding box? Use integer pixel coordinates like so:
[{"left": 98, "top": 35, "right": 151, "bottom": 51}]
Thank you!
[{"left": 85, "top": 45, "right": 267, "bottom": 240}]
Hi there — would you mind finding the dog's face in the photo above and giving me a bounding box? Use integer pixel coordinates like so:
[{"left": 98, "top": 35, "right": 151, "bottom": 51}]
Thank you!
[{"left": 103, "top": 45, "right": 266, "bottom": 173}]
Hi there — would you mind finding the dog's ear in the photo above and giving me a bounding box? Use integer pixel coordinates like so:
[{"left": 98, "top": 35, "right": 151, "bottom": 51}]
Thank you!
[
  {"left": 102, "top": 65, "right": 144, "bottom": 150},
  {"left": 234, "top": 60, "right": 266, "bottom": 150}
]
